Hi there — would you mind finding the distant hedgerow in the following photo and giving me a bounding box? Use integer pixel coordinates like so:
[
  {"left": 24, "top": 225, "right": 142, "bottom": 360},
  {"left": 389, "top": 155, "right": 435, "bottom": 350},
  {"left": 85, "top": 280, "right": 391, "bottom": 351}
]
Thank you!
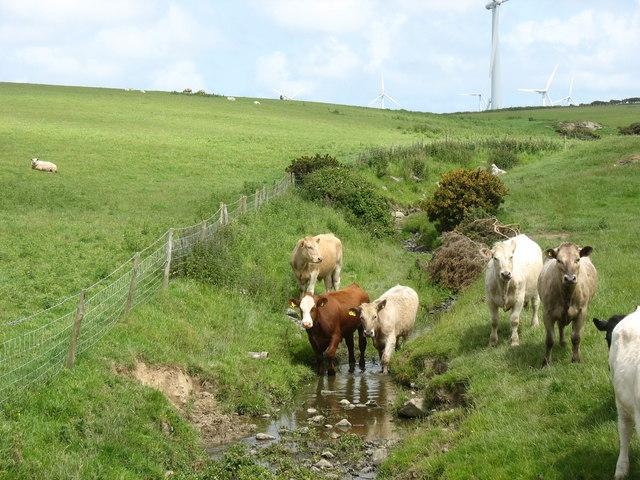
[
  {"left": 286, "top": 153, "right": 341, "bottom": 185},
  {"left": 301, "top": 167, "right": 394, "bottom": 237},
  {"left": 424, "top": 168, "right": 508, "bottom": 233}
]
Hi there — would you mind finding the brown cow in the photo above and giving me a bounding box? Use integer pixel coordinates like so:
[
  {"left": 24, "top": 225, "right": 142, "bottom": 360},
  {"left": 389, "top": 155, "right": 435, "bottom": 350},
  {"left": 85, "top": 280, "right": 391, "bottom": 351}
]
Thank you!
[
  {"left": 538, "top": 243, "right": 598, "bottom": 366},
  {"left": 290, "top": 283, "right": 369, "bottom": 376}
]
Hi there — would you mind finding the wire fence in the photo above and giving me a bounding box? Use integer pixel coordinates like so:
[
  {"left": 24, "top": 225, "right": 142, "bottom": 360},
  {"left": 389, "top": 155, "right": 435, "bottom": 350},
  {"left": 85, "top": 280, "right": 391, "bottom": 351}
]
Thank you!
[{"left": 0, "top": 173, "right": 294, "bottom": 404}]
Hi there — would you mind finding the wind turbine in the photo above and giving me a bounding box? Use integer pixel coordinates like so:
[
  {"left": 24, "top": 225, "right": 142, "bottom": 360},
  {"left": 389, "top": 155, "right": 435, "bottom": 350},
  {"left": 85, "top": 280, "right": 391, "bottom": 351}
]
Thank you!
[
  {"left": 519, "top": 64, "right": 559, "bottom": 107},
  {"left": 459, "top": 93, "right": 486, "bottom": 111},
  {"left": 553, "top": 77, "right": 575, "bottom": 106},
  {"left": 486, "top": 0, "right": 509, "bottom": 110},
  {"left": 274, "top": 88, "right": 303, "bottom": 100},
  {"left": 368, "top": 73, "right": 400, "bottom": 109}
]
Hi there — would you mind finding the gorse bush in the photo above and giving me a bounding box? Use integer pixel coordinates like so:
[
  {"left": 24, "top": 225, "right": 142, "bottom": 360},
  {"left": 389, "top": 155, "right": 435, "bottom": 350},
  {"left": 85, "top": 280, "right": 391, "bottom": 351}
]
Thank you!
[
  {"left": 301, "top": 167, "right": 394, "bottom": 237},
  {"left": 424, "top": 168, "right": 508, "bottom": 233},
  {"left": 488, "top": 145, "right": 520, "bottom": 170},
  {"left": 285, "top": 153, "right": 341, "bottom": 185},
  {"left": 619, "top": 122, "right": 640, "bottom": 135}
]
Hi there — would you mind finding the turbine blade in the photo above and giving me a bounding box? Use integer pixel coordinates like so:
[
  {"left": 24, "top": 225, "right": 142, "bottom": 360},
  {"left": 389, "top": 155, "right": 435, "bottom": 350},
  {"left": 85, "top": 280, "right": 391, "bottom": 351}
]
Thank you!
[
  {"left": 545, "top": 64, "right": 559, "bottom": 91},
  {"left": 385, "top": 94, "right": 400, "bottom": 106},
  {"left": 518, "top": 89, "right": 538, "bottom": 93},
  {"left": 290, "top": 88, "right": 304, "bottom": 99},
  {"left": 368, "top": 95, "right": 382, "bottom": 106}
]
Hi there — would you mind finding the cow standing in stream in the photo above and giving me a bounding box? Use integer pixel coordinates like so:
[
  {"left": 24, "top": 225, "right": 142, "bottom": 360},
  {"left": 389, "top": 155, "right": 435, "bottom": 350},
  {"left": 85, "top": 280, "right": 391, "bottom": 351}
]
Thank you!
[{"left": 289, "top": 283, "right": 368, "bottom": 376}]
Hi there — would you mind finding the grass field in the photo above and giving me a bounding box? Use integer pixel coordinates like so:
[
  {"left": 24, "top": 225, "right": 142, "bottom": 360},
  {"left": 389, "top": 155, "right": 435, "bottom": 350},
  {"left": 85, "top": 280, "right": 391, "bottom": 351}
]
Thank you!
[{"left": 1, "top": 82, "right": 639, "bottom": 479}]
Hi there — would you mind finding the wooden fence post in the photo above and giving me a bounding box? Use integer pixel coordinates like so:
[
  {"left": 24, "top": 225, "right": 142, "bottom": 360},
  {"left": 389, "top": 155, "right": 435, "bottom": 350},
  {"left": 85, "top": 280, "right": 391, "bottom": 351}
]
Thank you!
[
  {"left": 200, "top": 219, "right": 207, "bottom": 241},
  {"left": 65, "top": 290, "right": 86, "bottom": 369},
  {"left": 219, "top": 202, "right": 225, "bottom": 224},
  {"left": 162, "top": 229, "right": 173, "bottom": 290},
  {"left": 240, "top": 195, "right": 247, "bottom": 214},
  {"left": 223, "top": 204, "right": 229, "bottom": 224},
  {"left": 124, "top": 252, "right": 140, "bottom": 315},
  {"left": 254, "top": 189, "right": 260, "bottom": 209}
]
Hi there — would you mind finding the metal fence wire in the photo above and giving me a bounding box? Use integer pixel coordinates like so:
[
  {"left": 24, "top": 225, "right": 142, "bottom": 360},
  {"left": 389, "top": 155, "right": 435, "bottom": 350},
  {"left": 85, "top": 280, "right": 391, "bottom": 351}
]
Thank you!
[{"left": 0, "top": 173, "right": 294, "bottom": 404}]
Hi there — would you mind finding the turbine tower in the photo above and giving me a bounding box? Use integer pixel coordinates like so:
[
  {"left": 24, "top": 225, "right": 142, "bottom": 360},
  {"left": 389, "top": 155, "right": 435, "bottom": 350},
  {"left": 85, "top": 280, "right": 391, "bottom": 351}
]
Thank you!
[
  {"left": 486, "top": 0, "right": 509, "bottom": 110},
  {"left": 369, "top": 73, "right": 400, "bottom": 109},
  {"left": 459, "top": 93, "right": 486, "bottom": 112},
  {"left": 274, "top": 88, "right": 303, "bottom": 100},
  {"left": 519, "top": 64, "right": 559, "bottom": 107}
]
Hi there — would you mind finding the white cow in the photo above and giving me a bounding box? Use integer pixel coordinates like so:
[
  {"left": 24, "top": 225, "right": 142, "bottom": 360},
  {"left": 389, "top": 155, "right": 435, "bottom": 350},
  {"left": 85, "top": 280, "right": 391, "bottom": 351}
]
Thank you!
[
  {"left": 594, "top": 307, "right": 640, "bottom": 479},
  {"left": 31, "top": 158, "right": 57, "bottom": 173},
  {"left": 253, "top": 100, "right": 261, "bottom": 105},
  {"left": 486, "top": 234, "right": 543, "bottom": 347},
  {"left": 490, "top": 163, "right": 506, "bottom": 176},
  {"left": 352, "top": 285, "right": 418, "bottom": 373}
]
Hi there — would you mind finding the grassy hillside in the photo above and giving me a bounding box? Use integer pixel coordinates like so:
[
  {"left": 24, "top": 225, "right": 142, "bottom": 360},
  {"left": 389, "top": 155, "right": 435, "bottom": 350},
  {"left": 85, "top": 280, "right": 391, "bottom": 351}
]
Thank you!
[
  {"left": 1, "top": 82, "right": 639, "bottom": 479},
  {"left": 384, "top": 136, "right": 640, "bottom": 479}
]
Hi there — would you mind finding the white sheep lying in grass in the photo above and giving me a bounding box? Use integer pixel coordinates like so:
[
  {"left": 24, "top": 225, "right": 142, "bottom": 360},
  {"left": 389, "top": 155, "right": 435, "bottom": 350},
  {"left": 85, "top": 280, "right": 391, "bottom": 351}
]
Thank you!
[{"left": 31, "top": 158, "right": 57, "bottom": 173}]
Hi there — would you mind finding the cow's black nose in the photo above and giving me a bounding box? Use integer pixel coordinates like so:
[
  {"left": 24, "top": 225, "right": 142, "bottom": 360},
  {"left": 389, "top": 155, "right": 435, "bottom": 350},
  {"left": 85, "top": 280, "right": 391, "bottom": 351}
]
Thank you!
[{"left": 563, "top": 274, "right": 577, "bottom": 284}]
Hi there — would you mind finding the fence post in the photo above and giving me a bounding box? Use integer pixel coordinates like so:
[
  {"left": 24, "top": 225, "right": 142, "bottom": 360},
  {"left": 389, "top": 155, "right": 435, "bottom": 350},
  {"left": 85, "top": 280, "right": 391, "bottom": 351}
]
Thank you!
[
  {"left": 240, "top": 195, "right": 247, "bottom": 214},
  {"left": 254, "top": 189, "right": 260, "bottom": 209},
  {"left": 219, "top": 203, "right": 225, "bottom": 224},
  {"left": 200, "top": 219, "right": 207, "bottom": 241},
  {"left": 65, "top": 290, "right": 86, "bottom": 369},
  {"left": 163, "top": 229, "right": 173, "bottom": 290},
  {"left": 124, "top": 252, "right": 140, "bottom": 315},
  {"left": 223, "top": 204, "right": 229, "bottom": 224}
]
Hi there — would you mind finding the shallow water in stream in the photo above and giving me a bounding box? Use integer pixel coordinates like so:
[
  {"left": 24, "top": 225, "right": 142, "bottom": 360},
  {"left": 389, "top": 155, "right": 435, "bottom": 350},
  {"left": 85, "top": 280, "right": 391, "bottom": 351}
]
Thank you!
[{"left": 209, "top": 360, "right": 410, "bottom": 478}]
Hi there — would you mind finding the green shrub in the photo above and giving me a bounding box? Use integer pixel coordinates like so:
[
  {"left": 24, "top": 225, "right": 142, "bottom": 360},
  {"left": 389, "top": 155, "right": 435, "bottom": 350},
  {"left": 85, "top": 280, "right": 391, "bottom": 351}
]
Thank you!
[
  {"left": 424, "top": 168, "right": 508, "bottom": 232},
  {"left": 425, "top": 140, "right": 475, "bottom": 164},
  {"left": 554, "top": 123, "right": 601, "bottom": 140},
  {"left": 488, "top": 145, "right": 520, "bottom": 170},
  {"left": 362, "top": 148, "right": 390, "bottom": 178},
  {"left": 619, "top": 122, "right": 640, "bottom": 135},
  {"left": 285, "top": 153, "right": 341, "bottom": 185},
  {"left": 402, "top": 152, "right": 427, "bottom": 180},
  {"left": 301, "top": 167, "right": 394, "bottom": 237}
]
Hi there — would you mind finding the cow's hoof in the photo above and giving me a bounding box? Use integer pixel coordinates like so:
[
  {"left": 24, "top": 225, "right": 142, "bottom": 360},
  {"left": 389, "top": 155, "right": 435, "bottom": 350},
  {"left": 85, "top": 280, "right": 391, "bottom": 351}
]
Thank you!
[
  {"left": 510, "top": 338, "right": 520, "bottom": 347},
  {"left": 571, "top": 357, "right": 581, "bottom": 364},
  {"left": 489, "top": 338, "right": 498, "bottom": 347}
]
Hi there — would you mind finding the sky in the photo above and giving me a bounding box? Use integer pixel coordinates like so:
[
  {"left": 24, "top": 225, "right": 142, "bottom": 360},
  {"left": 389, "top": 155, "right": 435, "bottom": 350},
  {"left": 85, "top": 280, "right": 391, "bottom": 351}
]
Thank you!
[{"left": 1, "top": 0, "right": 638, "bottom": 113}]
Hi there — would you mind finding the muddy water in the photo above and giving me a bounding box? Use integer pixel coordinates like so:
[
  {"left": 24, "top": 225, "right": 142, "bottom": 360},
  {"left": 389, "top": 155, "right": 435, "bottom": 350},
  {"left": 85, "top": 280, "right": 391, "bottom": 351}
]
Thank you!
[{"left": 254, "top": 360, "right": 402, "bottom": 443}]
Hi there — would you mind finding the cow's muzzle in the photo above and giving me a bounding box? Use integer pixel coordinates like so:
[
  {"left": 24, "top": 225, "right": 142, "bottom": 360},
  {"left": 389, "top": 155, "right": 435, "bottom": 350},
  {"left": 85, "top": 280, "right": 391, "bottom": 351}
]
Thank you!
[
  {"left": 364, "top": 329, "right": 375, "bottom": 337},
  {"left": 302, "top": 321, "right": 313, "bottom": 329},
  {"left": 563, "top": 274, "right": 577, "bottom": 285},
  {"left": 500, "top": 271, "right": 512, "bottom": 281}
]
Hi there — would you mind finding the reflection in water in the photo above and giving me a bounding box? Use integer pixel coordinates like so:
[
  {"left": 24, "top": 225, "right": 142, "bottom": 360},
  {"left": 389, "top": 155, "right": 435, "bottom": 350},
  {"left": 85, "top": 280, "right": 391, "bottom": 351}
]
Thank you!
[{"left": 252, "top": 360, "right": 400, "bottom": 443}]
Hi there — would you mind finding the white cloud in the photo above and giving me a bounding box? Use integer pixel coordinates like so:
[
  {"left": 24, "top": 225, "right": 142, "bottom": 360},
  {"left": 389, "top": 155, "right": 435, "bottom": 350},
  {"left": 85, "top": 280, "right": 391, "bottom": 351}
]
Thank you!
[
  {"left": 12, "top": 46, "right": 120, "bottom": 79},
  {"left": 256, "top": 51, "right": 312, "bottom": 96},
  {"left": 301, "top": 37, "right": 360, "bottom": 78},
  {"left": 365, "top": 15, "right": 407, "bottom": 70},
  {"left": 151, "top": 61, "right": 205, "bottom": 91},
  {"left": 0, "top": 0, "right": 150, "bottom": 24}
]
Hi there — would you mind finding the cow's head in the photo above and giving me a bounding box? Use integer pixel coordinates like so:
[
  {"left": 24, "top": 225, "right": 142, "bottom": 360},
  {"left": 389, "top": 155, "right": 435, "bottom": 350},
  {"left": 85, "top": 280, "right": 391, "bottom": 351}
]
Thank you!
[
  {"left": 354, "top": 299, "right": 387, "bottom": 337},
  {"left": 290, "top": 294, "right": 327, "bottom": 329},
  {"left": 31, "top": 158, "right": 38, "bottom": 167},
  {"left": 298, "top": 237, "right": 323, "bottom": 264},
  {"left": 491, "top": 238, "right": 516, "bottom": 282},
  {"left": 545, "top": 243, "right": 592, "bottom": 286},
  {"left": 593, "top": 314, "right": 626, "bottom": 349}
]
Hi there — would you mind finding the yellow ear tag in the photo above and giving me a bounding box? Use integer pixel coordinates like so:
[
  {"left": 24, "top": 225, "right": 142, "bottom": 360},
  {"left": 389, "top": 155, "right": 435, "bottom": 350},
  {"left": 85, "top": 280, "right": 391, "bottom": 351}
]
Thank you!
[
  {"left": 290, "top": 301, "right": 297, "bottom": 308},
  {"left": 348, "top": 310, "right": 356, "bottom": 317}
]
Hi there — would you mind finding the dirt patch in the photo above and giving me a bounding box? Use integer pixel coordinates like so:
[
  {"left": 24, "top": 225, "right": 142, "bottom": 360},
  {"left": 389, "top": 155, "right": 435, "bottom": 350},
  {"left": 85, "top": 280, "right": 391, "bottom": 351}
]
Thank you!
[
  {"left": 615, "top": 154, "right": 640, "bottom": 166},
  {"left": 423, "top": 357, "right": 449, "bottom": 377},
  {"left": 128, "top": 361, "right": 255, "bottom": 445}
]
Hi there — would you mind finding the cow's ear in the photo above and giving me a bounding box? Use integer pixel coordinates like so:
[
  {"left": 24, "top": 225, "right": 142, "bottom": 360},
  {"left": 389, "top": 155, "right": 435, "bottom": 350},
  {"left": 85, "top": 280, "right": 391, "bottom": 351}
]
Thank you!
[
  {"left": 348, "top": 307, "right": 360, "bottom": 317},
  {"left": 315, "top": 237, "right": 321, "bottom": 243},
  {"left": 580, "top": 246, "right": 593, "bottom": 257},
  {"left": 545, "top": 248, "right": 557, "bottom": 259},
  {"left": 377, "top": 299, "right": 387, "bottom": 311},
  {"left": 289, "top": 298, "right": 300, "bottom": 308},
  {"left": 317, "top": 297, "right": 328, "bottom": 308},
  {"left": 593, "top": 318, "right": 608, "bottom": 332}
]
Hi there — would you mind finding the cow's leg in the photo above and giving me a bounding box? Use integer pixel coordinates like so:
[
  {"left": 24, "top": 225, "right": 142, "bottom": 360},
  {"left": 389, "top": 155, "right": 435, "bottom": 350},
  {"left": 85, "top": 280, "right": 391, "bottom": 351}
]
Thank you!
[
  {"left": 509, "top": 289, "right": 525, "bottom": 347},
  {"left": 344, "top": 332, "right": 356, "bottom": 373},
  {"left": 324, "top": 334, "right": 342, "bottom": 376},
  {"left": 615, "top": 404, "right": 633, "bottom": 479},
  {"left": 332, "top": 265, "right": 341, "bottom": 292},
  {"left": 380, "top": 335, "right": 396, "bottom": 374},
  {"left": 488, "top": 301, "right": 500, "bottom": 346},
  {"left": 571, "top": 312, "right": 586, "bottom": 363},
  {"left": 542, "top": 313, "right": 555, "bottom": 367},
  {"left": 531, "top": 293, "right": 540, "bottom": 327},
  {"left": 306, "top": 271, "right": 319, "bottom": 294},
  {"left": 323, "top": 275, "right": 333, "bottom": 292},
  {"left": 357, "top": 327, "right": 367, "bottom": 370},
  {"left": 558, "top": 322, "right": 566, "bottom": 347}
]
